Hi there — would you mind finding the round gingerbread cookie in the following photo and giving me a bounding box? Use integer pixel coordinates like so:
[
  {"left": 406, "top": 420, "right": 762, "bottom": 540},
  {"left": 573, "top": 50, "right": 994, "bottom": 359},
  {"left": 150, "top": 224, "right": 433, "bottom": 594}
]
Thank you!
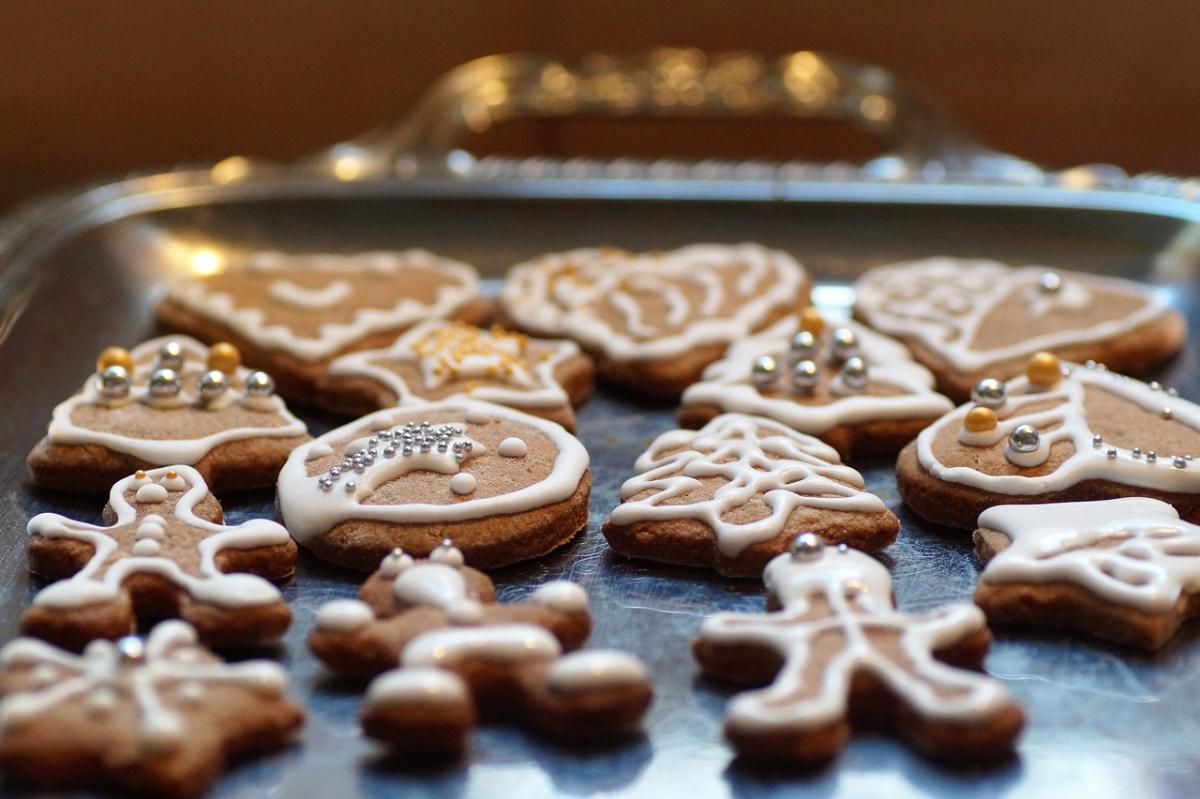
[
  {"left": 27, "top": 336, "right": 308, "bottom": 493},
  {"left": 678, "top": 309, "right": 953, "bottom": 459},
  {"left": 497, "top": 243, "right": 810, "bottom": 398},
  {"left": 853, "top": 257, "right": 1186, "bottom": 402},
  {"left": 156, "top": 249, "right": 491, "bottom": 402},
  {"left": 603, "top": 413, "right": 898, "bottom": 577},
  {"left": 315, "top": 320, "right": 594, "bottom": 431},
  {"left": 898, "top": 352, "right": 1200, "bottom": 530},
  {"left": 276, "top": 399, "right": 591, "bottom": 570}
]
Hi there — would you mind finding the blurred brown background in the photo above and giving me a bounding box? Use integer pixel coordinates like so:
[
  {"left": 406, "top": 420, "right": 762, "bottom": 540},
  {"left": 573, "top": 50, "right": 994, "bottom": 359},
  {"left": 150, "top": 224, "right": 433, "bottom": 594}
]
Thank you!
[{"left": 3, "top": 1, "right": 1200, "bottom": 206}]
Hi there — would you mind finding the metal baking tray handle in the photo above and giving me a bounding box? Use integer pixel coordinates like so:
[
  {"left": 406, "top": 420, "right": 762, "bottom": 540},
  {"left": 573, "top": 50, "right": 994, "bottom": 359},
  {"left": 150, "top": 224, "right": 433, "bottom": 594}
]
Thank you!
[{"left": 310, "top": 49, "right": 1040, "bottom": 185}]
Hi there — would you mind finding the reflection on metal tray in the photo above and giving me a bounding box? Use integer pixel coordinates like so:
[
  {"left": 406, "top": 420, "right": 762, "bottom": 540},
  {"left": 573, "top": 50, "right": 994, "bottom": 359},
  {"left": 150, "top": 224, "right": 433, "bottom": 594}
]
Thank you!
[{"left": 2, "top": 50, "right": 1200, "bottom": 799}]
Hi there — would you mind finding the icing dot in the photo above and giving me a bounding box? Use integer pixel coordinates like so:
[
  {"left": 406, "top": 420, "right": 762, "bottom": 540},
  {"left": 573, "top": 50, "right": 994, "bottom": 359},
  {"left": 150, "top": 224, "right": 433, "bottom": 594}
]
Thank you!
[
  {"left": 160, "top": 473, "right": 188, "bottom": 491},
  {"left": 445, "top": 598, "right": 485, "bottom": 625},
  {"left": 135, "top": 483, "right": 168, "bottom": 504},
  {"left": 366, "top": 667, "right": 469, "bottom": 706},
  {"left": 177, "top": 681, "right": 206, "bottom": 705},
  {"left": 315, "top": 599, "right": 376, "bottom": 632},
  {"left": 529, "top": 580, "right": 589, "bottom": 613},
  {"left": 135, "top": 521, "right": 165, "bottom": 541},
  {"left": 498, "top": 437, "right": 529, "bottom": 458},
  {"left": 547, "top": 650, "right": 649, "bottom": 693},
  {"left": 379, "top": 548, "right": 414, "bottom": 577},
  {"left": 86, "top": 687, "right": 118, "bottom": 716},
  {"left": 464, "top": 407, "right": 491, "bottom": 424},
  {"left": 30, "top": 664, "right": 57, "bottom": 687},
  {"left": 132, "top": 539, "right": 162, "bottom": 557},
  {"left": 450, "top": 472, "right": 477, "bottom": 495},
  {"left": 429, "top": 542, "right": 465, "bottom": 567}
]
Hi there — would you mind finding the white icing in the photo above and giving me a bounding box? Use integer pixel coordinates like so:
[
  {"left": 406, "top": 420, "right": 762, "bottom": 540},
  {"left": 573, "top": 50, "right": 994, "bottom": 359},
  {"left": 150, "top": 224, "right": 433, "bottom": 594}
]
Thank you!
[
  {"left": 529, "top": 581, "right": 589, "bottom": 614},
  {"left": 268, "top": 278, "right": 352, "bottom": 309},
  {"left": 26, "top": 465, "right": 290, "bottom": 611},
  {"left": 429, "top": 544, "right": 464, "bottom": 567},
  {"left": 500, "top": 244, "right": 807, "bottom": 361},
  {"left": 277, "top": 400, "right": 589, "bottom": 547},
  {"left": 498, "top": 437, "right": 529, "bottom": 458},
  {"left": 306, "top": 442, "right": 334, "bottom": 461},
  {"left": 135, "top": 521, "right": 165, "bottom": 541},
  {"left": 1004, "top": 436, "right": 1051, "bottom": 468},
  {"left": 165, "top": 250, "right": 481, "bottom": 361},
  {"left": 379, "top": 549, "right": 414, "bottom": 577},
  {"left": 46, "top": 336, "right": 307, "bottom": 465},
  {"left": 449, "top": 472, "right": 477, "bottom": 495},
  {"left": 365, "top": 667, "right": 469, "bottom": 706},
  {"left": 608, "top": 413, "right": 887, "bottom": 556},
  {"left": 854, "top": 257, "right": 1167, "bottom": 372},
  {"left": 392, "top": 563, "right": 468, "bottom": 608},
  {"left": 978, "top": 498, "right": 1200, "bottom": 613},
  {"left": 136, "top": 483, "right": 168, "bottom": 504},
  {"left": 0, "top": 621, "right": 288, "bottom": 753},
  {"left": 464, "top": 407, "right": 491, "bottom": 424},
  {"left": 917, "top": 365, "right": 1200, "bottom": 495},
  {"left": 315, "top": 599, "right": 376, "bottom": 632},
  {"left": 401, "top": 624, "right": 561, "bottom": 668},
  {"left": 445, "top": 599, "right": 485, "bottom": 625},
  {"left": 160, "top": 474, "right": 188, "bottom": 491},
  {"left": 699, "top": 546, "right": 1013, "bottom": 735},
  {"left": 681, "top": 315, "right": 953, "bottom": 434},
  {"left": 546, "top": 650, "right": 649, "bottom": 693},
  {"left": 326, "top": 319, "right": 581, "bottom": 410}
]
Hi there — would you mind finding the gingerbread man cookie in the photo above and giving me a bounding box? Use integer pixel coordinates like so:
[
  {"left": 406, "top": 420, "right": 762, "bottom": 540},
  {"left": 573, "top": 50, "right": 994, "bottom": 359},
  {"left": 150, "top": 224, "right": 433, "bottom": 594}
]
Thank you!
[
  {"left": 678, "top": 309, "right": 953, "bottom": 459},
  {"left": 899, "top": 352, "right": 1200, "bottom": 529},
  {"left": 23, "top": 465, "right": 295, "bottom": 650},
  {"left": 276, "top": 399, "right": 590, "bottom": 571},
  {"left": 0, "top": 622, "right": 303, "bottom": 797},
  {"left": 853, "top": 257, "right": 1185, "bottom": 401},
  {"left": 603, "top": 413, "right": 898, "bottom": 577},
  {"left": 156, "top": 249, "right": 490, "bottom": 402},
  {"left": 316, "top": 320, "right": 594, "bottom": 431},
  {"left": 310, "top": 542, "right": 652, "bottom": 757},
  {"left": 27, "top": 336, "right": 308, "bottom": 493},
  {"left": 975, "top": 498, "right": 1200, "bottom": 650},
  {"left": 694, "top": 536, "right": 1023, "bottom": 764},
  {"left": 498, "top": 243, "right": 810, "bottom": 397}
]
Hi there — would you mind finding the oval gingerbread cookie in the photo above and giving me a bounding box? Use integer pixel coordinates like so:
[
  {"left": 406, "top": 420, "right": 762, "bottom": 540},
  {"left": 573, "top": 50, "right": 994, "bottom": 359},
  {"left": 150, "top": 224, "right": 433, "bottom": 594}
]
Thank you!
[
  {"left": 678, "top": 308, "right": 953, "bottom": 459},
  {"left": 27, "top": 336, "right": 308, "bottom": 493},
  {"left": 854, "top": 257, "right": 1186, "bottom": 402},
  {"left": 316, "top": 320, "right": 594, "bottom": 431},
  {"left": 276, "top": 399, "right": 591, "bottom": 571},
  {"left": 498, "top": 243, "right": 810, "bottom": 398},
  {"left": 899, "top": 352, "right": 1200, "bottom": 529},
  {"left": 156, "top": 249, "right": 490, "bottom": 402}
]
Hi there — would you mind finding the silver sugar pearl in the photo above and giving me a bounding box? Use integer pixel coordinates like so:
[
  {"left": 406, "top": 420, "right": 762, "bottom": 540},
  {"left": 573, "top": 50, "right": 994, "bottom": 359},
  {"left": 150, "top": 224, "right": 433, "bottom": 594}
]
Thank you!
[
  {"left": 791, "top": 359, "right": 820, "bottom": 393},
  {"left": 344, "top": 480, "right": 357, "bottom": 492},
  {"left": 1107, "top": 448, "right": 1118, "bottom": 459},
  {"left": 1175, "top": 456, "right": 1188, "bottom": 469},
  {"left": 1168, "top": 387, "right": 1179, "bottom": 397},
  {"left": 828, "top": 328, "right": 859, "bottom": 364},
  {"left": 751, "top": 355, "right": 779, "bottom": 389},
  {"left": 971, "top": 378, "right": 1007, "bottom": 409},
  {"left": 1008, "top": 424, "right": 1041, "bottom": 453},
  {"left": 1085, "top": 360, "right": 1097, "bottom": 369},
  {"left": 1037, "top": 271, "right": 1062, "bottom": 294},
  {"left": 318, "top": 476, "right": 333, "bottom": 490},
  {"left": 245, "top": 370, "right": 275, "bottom": 398},
  {"left": 383, "top": 446, "right": 396, "bottom": 458},
  {"left": 329, "top": 466, "right": 341, "bottom": 477},
  {"left": 1162, "top": 407, "right": 1174, "bottom": 420},
  {"left": 1132, "top": 448, "right": 1142, "bottom": 459},
  {"left": 1148, "top": 451, "right": 1158, "bottom": 463},
  {"left": 97, "top": 365, "right": 131, "bottom": 399},
  {"left": 1092, "top": 434, "right": 1103, "bottom": 448},
  {"left": 840, "top": 356, "right": 869, "bottom": 391},
  {"left": 788, "top": 330, "right": 818, "bottom": 362},
  {"left": 116, "top": 636, "right": 145, "bottom": 663},
  {"left": 1150, "top": 381, "right": 1163, "bottom": 391},
  {"left": 157, "top": 341, "right": 185, "bottom": 370},
  {"left": 148, "top": 367, "right": 182, "bottom": 398},
  {"left": 197, "top": 369, "right": 229, "bottom": 402},
  {"left": 790, "top": 532, "right": 824, "bottom": 561}
]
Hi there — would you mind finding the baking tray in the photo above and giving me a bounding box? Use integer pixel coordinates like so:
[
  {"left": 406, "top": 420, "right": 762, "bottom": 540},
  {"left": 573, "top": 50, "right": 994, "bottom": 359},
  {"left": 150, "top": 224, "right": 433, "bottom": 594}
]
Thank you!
[{"left": 3, "top": 51, "right": 1200, "bottom": 799}]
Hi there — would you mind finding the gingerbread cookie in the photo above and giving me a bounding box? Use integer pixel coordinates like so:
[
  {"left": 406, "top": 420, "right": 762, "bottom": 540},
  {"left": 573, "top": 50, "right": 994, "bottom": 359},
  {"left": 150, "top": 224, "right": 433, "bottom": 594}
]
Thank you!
[
  {"left": 310, "top": 542, "right": 652, "bottom": 756},
  {"left": 899, "top": 352, "right": 1200, "bottom": 529},
  {"left": 498, "top": 243, "right": 810, "bottom": 397},
  {"left": 975, "top": 498, "right": 1200, "bottom": 650},
  {"left": 678, "top": 309, "right": 953, "bottom": 459},
  {"left": 316, "top": 320, "right": 594, "bottom": 431},
  {"left": 0, "top": 622, "right": 303, "bottom": 797},
  {"left": 27, "top": 336, "right": 308, "bottom": 494},
  {"left": 156, "top": 249, "right": 490, "bottom": 402},
  {"left": 23, "top": 465, "right": 295, "bottom": 650},
  {"left": 854, "top": 257, "right": 1186, "bottom": 401},
  {"left": 603, "top": 413, "right": 898, "bottom": 577},
  {"left": 694, "top": 536, "right": 1023, "bottom": 764},
  {"left": 277, "top": 399, "right": 590, "bottom": 571}
]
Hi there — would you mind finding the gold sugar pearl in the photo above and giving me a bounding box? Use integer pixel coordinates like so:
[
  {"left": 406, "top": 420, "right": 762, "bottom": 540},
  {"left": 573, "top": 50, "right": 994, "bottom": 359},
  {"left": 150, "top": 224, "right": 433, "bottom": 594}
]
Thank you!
[
  {"left": 166, "top": 470, "right": 178, "bottom": 480},
  {"left": 1026, "top": 351, "right": 1062, "bottom": 387},
  {"left": 964, "top": 407, "right": 997, "bottom": 433},
  {"left": 206, "top": 342, "right": 241, "bottom": 374},
  {"left": 96, "top": 346, "right": 133, "bottom": 373},
  {"left": 134, "top": 470, "right": 146, "bottom": 479},
  {"left": 798, "top": 306, "right": 825, "bottom": 336}
]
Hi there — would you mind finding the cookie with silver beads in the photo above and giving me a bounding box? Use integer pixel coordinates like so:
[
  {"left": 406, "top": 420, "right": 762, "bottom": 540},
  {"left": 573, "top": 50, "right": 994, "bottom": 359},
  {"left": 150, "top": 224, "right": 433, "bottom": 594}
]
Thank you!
[
  {"left": 277, "top": 398, "right": 591, "bottom": 571},
  {"left": 0, "top": 622, "right": 303, "bottom": 796},
  {"left": 309, "top": 541, "right": 652, "bottom": 757},
  {"left": 678, "top": 307, "right": 953, "bottom": 459},
  {"left": 853, "top": 256, "right": 1186, "bottom": 401},
  {"left": 897, "top": 351, "right": 1200, "bottom": 530},
  {"left": 26, "top": 336, "right": 309, "bottom": 493},
  {"left": 602, "top": 412, "right": 899, "bottom": 577}
]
